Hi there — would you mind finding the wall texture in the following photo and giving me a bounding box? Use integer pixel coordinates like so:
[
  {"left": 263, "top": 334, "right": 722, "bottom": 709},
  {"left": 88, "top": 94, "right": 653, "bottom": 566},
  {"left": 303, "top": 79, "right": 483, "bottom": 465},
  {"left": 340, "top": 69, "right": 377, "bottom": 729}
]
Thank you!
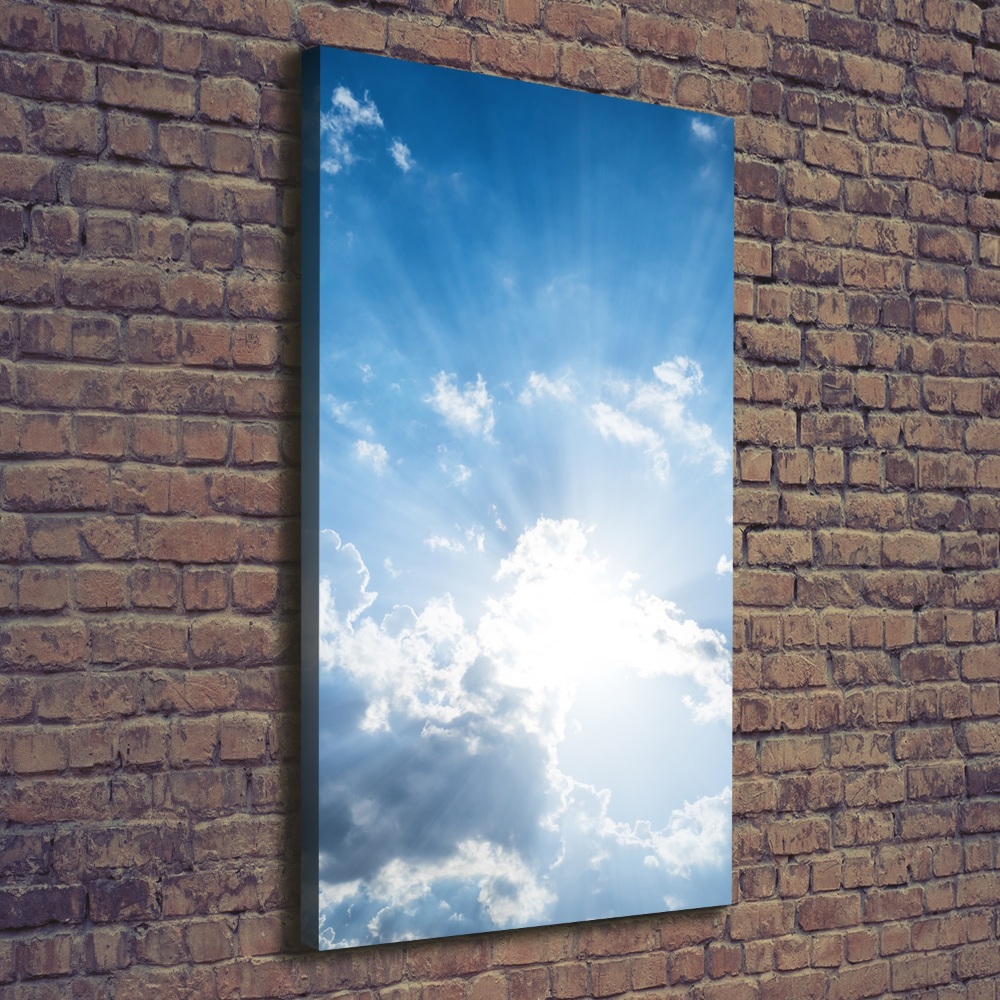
[{"left": 1, "top": 0, "right": 1000, "bottom": 997}]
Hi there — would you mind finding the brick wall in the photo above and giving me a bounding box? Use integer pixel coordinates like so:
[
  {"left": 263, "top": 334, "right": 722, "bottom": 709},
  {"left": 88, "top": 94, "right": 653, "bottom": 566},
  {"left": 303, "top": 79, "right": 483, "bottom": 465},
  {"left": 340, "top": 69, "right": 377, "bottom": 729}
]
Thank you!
[{"left": 2, "top": 0, "right": 999, "bottom": 997}]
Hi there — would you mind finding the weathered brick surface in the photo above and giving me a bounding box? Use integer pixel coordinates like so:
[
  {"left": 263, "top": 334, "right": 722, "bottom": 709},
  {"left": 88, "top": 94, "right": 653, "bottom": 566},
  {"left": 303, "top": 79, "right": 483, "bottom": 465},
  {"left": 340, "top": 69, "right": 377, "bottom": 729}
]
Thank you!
[{"left": 2, "top": 0, "right": 999, "bottom": 996}]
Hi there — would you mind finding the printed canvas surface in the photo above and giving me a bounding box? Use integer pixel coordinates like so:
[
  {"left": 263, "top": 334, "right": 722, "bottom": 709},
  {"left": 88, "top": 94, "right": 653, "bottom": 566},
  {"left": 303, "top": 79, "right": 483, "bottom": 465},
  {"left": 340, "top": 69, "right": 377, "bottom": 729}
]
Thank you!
[{"left": 301, "top": 46, "right": 734, "bottom": 950}]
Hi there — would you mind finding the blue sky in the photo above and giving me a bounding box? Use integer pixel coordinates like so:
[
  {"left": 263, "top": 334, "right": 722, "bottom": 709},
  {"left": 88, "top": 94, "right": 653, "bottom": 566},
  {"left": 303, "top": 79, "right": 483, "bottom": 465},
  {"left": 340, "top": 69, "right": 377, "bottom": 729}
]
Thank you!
[{"left": 312, "top": 48, "right": 734, "bottom": 948}]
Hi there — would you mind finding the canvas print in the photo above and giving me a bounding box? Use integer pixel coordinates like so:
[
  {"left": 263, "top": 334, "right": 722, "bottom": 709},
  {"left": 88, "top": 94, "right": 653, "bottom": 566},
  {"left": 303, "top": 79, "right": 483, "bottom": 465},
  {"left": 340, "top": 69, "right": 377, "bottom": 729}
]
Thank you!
[{"left": 301, "top": 46, "right": 734, "bottom": 950}]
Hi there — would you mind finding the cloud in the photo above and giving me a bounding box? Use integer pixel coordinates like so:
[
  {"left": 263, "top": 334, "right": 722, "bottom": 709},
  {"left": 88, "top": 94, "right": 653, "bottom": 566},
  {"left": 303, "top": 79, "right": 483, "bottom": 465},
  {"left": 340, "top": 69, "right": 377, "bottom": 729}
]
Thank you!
[
  {"left": 320, "top": 85, "right": 384, "bottom": 175},
  {"left": 690, "top": 116, "right": 718, "bottom": 145},
  {"left": 424, "top": 534, "right": 465, "bottom": 554},
  {"left": 629, "top": 358, "right": 730, "bottom": 474},
  {"left": 715, "top": 555, "right": 733, "bottom": 575},
  {"left": 426, "top": 372, "right": 496, "bottom": 439},
  {"left": 613, "top": 787, "right": 732, "bottom": 877},
  {"left": 519, "top": 371, "right": 575, "bottom": 406},
  {"left": 424, "top": 526, "right": 485, "bottom": 555},
  {"left": 314, "top": 517, "right": 731, "bottom": 943},
  {"left": 320, "top": 530, "right": 376, "bottom": 630},
  {"left": 322, "top": 516, "right": 730, "bottom": 753},
  {"left": 370, "top": 840, "right": 554, "bottom": 929},
  {"left": 490, "top": 504, "right": 507, "bottom": 532},
  {"left": 589, "top": 402, "right": 670, "bottom": 481},
  {"left": 389, "top": 138, "right": 414, "bottom": 172},
  {"left": 588, "top": 357, "right": 729, "bottom": 478},
  {"left": 519, "top": 357, "right": 727, "bottom": 480},
  {"left": 354, "top": 439, "right": 389, "bottom": 474},
  {"left": 323, "top": 394, "right": 373, "bottom": 437}
]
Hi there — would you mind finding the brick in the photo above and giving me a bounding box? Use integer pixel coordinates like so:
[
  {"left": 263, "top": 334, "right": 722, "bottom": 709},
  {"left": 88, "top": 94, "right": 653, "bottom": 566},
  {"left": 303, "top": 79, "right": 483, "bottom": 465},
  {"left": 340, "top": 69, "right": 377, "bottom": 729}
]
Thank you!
[
  {"left": 159, "top": 122, "right": 207, "bottom": 168},
  {"left": 736, "top": 322, "right": 800, "bottom": 363},
  {"left": 206, "top": 128, "right": 254, "bottom": 175},
  {"left": 197, "top": 76, "right": 259, "bottom": 126},
  {"left": 4, "top": 461, "right": 110, "bottom": 512},
  {"left": 730, "top": 900, "right": 794, "bottom": 940},
  {"left": 86, "top": 211, "right": 135, "bottom": 258},
  {"left": 544, "top": 2, "right": 621, "bottom": 43},
  {"left": 0, "top": 256, "right": 57, "bottom": 304},
  {"left": 476, "top": 35, "right": 558, "bottom": 80},
  {"left": 0, "top": 886, "right": 86, "bottom": 931},
  {"left": 70, "top": 165, "right": 171, "bottom": 212},
  {"left": 58, "top": 7, "right": 158, "bottom": 64},
  {"left": 89, "top": 618, "right": 187, "bottom": 668},
  {"left": 559, "top": 43, "right": 636, "bottom": 95},
  {"left": 773, "top": 42, "right": 838, "bottom": 86},
  {"left": 232, "top": 567, "right": 278, "bottom": 612},
  {"left": 804, "top": 132, "right": 864, "bottom": 176},
  {"left": 0, "top": 154, "right": 58, "bottom": 202},
  {"left": 701, "top": 27, "right": 768, "bottom": 69},
  {"left": 300, "top": 4, "right": 386, "bottom": 50},
  {"left": 164, "top": 273, "right": 225, "bottom": 318},
  {"left": 97, "top": 66, "right": 195, "bottom": 117},
  {"left": 63, "top": 262, "right": 160, "bottom": 311},
  {"left": 76, "top": 567, "right": 128, "bottom": 610},
  {"left": 767, "top": 819, "right": 830, "bottom": 856},
  {"left": 3, "top": 1, "right": 55, "bottom": 50},
  {"left": 842, "top": 54, "right": 905, "bottom": 98},
  {"left": 107, "top": 111, "right": 155, "bottom": 160},
  {"left": 625, "top": 12, "right": 696, "bottom": 57},
  {"left": 0, "top": 52, "right": 96, "bottom": 102},
  {"left": 798, "top": 893, "right": 861, "bottom": 931}
]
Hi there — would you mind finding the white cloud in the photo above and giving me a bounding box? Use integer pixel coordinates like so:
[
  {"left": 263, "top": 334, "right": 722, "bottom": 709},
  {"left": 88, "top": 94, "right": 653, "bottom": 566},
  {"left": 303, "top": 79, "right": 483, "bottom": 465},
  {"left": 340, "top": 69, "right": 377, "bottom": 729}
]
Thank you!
[
  {"left": 424, "top": 525, "right": 485, "bottom": 555},
  {"left": 631, "top": 359, "right": 730, "bottom": 474},
  {"left": 589, "top": 357, "right": 729, "bottom": 478},
  {"left": 426, "top": 372, "right": 496, "bottom": 439},
  {"left": 315, "top": 520, "right": 731, "bottom": 944},
  {"left": 371, "top": 841, "right": 553, "bottom": 929},
  {"left": 320, "top": 85, "right": 384, "bottom": 175},
  {"left": 389, "top": 138, "right": 414, "bottom": 172},
  {"left": 690, "top": 117, "right": 718, "bottom": 145},
  {"left": 490, "top": 504, "right": 507, "bottom": 532},
  {"left": 319, "top": 531, "right": 376, "bottom": 631},
  {"left": 358, "top": 363, "right": 374, "bottom": 382},
  {"left": 589, "top": 402, "right": 670, "bottom": 481},
  {"left": 715, "top": 555, "right": 733, "bottom": 575},
  {"left": 354, "top": 439, "right": 389, "bottom": 474},
  {"left": 519, "top": 371, "right": 575, "bottom": 406},
  {"left": 466, "top": 526, "right": 485, "bottom": 553},
  {"left": 323, "top": 394, "right": 373, "bottom": 436},
  {"left": 614, "top": 787, "right": 732, "bottom": 876},
  {"left": 320, "top": 839, "right": 556, "bottom": 946},
  {"left": 322, "top": 517, "right": 730, "bottom": 736},
  {"left": 424, "top": 534, "right": 465, "bottom": 554}
]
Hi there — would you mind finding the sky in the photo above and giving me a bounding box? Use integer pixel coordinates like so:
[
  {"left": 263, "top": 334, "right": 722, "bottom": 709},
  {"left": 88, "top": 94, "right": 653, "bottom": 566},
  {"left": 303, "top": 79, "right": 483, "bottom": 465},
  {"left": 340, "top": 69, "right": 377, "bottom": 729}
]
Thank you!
[{"left": 310, "top": 48, "right": 734, "bottom": 949}]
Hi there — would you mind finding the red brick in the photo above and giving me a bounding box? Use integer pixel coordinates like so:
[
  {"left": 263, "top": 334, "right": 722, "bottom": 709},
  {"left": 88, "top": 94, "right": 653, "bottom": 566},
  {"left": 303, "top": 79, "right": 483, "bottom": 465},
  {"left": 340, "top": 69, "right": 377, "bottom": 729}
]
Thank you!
[
  {"left": 842, "top": 54, "right": 905, "bottom": 98},
  {"left": 300, "top": 4, "right": 386, "bottom": 50},
  {"left": 97, "top": 66, "right": 195, "bottom": 117},
  {"left": 139, "top": 518, "right": 238, "bottom": 564},
  {"left": 76, "top": 566, "right": 129, "bottom": 610},
  {"left": 625, "top": 12, "right": 697, "bottom": 57},
  {"left": 0, "top": 52, "right": 96, "bottom": 102},
  {"left": 164, "top": 273, "right": 225, "bottom": 318},
  {"left": 3, "top": 1, "right": 55, "bottom": 50},
  {"left": 232, "top": 567, "right": 278, "bottom": 612},
  {"left": 544, "top": 2, "right": 621, "bottom": 43},
  {"left": 559, "top": 43, "right": 637, "bottom": 94},
  {"left": 476, "top": 35, "right": 558, "bottom": 80},
  {"left": 0, "top": 886, "right": 86, "bottom": 931}
]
